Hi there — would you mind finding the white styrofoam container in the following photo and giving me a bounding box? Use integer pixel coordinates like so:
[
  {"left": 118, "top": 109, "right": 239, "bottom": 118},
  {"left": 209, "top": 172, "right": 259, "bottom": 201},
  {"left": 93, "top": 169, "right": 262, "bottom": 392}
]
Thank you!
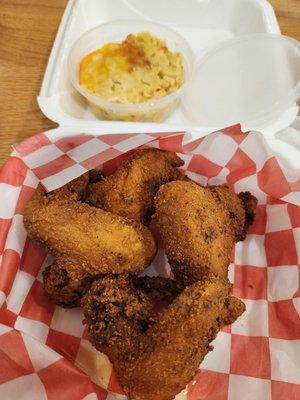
[
  {"left": 22, "top": 5, "right": 300, "bottom": 397},
  {"left": 37, "top": 0, "right": 300, "bottom": 139}
]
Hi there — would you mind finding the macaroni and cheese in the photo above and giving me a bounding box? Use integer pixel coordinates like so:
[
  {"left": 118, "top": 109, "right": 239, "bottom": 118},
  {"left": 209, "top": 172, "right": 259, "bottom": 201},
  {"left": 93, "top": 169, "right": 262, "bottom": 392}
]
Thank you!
[{"left": 79, "top": 32, "right": 184, "bottom": 105}]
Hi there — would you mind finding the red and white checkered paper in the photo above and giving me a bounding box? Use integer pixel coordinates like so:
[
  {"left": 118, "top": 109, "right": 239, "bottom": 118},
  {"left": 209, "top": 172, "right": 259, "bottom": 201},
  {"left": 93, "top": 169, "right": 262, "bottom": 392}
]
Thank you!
[{"left": 0, "top": 125, "right": 300, "bottom": 400}]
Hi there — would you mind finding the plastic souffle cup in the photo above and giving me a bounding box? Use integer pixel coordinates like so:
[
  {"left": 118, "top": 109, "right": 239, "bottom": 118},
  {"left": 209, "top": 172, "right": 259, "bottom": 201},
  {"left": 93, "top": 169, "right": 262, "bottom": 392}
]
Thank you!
[
  {"left": 182, "top": 34, "right": 300, "bottom": 128},
  {"left": 68, "top": 19, "right": 194, "bottom": 122}
]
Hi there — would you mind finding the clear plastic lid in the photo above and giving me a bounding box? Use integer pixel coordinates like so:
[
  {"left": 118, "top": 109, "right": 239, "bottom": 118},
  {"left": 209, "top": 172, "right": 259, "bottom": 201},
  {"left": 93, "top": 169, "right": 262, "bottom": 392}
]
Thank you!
[{"left": 182, "top": 34, "right": 300, "bottom": 127}]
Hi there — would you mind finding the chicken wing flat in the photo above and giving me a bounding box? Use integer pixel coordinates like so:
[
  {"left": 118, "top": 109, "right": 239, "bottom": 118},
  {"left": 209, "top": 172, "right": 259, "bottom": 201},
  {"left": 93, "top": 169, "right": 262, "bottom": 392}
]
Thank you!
[
  {"left": 85, "top": 148, "right": 186, "bottom": 224},
  {"left": 24, "top": 174, "right": 157, "bottom": 305},
  {"left": 154, "top": 181, "right": 257, "bottom": 284},
  {"left": 82, "top": 275, "right": 244, "bottom": 400}
]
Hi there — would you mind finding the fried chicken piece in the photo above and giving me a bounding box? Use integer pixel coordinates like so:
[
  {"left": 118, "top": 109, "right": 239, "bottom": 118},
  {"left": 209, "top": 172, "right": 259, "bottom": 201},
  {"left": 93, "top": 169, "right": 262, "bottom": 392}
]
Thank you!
[
  {"left": 85, "top": 148, "right": 186, "bottom": 224},
  {"left": 121, "top": 277, "right": 244, "bottom": 400},
  {"left": 82, "top": 275, "right": 156, "bottom": 359},
  {"left": 154, "top": 181, "right": 257, "bottom": 285},
  {"left": 82, "top": 275, "right": 245, "bottom": 400},
  {"left": 24, "top": 174, "right": 157, "bottom": 305},
  {"left": 24, "top": 185, "right": 156, "bottom": 274},
  {"left": 82, "top": 275, "right": 182, "bottom": 354}
]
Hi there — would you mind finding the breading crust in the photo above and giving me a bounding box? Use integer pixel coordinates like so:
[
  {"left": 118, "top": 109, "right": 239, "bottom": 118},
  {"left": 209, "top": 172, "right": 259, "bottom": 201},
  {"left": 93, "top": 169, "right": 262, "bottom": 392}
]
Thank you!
[
  {"left": 154, "top": 181, "right": 257, "bottom": 284},
  {"left": 85, "top": 148, "right": 186, "bottom": 224}
]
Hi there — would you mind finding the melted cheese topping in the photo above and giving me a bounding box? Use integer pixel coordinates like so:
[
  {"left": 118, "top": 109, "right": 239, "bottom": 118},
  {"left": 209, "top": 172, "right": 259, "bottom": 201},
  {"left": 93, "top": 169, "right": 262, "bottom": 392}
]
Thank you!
[{"left": 79, "top": 32, "right": 184, "bottom": 104}]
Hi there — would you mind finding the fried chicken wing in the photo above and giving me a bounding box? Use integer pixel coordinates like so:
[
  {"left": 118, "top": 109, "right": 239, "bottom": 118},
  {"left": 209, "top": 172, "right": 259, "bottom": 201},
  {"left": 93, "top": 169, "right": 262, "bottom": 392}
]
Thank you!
[
  {"left": 85, "top": 148, "right": 186, "bottom": 224},
  {"left": 154, "top": 181, "right": 257, "bottom": 284},
  {"left": 24, "top": 174, "right": 157, "bottom": 305},
  {"left": 82, "top": 275, "right": 244, "bottom": 400},
  {"left": 121, "top": 277, "right": 244, "bottom": 400}
]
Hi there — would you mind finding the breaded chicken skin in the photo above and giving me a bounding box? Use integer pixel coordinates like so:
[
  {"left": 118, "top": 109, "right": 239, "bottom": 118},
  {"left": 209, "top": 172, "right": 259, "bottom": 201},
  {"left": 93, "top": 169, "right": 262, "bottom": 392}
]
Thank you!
[
  {"left": 154, "top": 181, "right": 257, "bottom": 284},
  {"left": 82, "top": 275, "right": 244, "bottom": 400},
  {"left": 85, "top": 148, "right": 186, "bottom": 224},
  {"left": 82, "top": 275, "right": 156, "bottom": 358},
  {"left": 24, "top": 174, "right": 156, "bottom": 306},
  {"left": 133, "top": 275, "right": 183, "bottom": 306},
  {"left": 43, "top": 260, "right": 100, "bottom": 307}
]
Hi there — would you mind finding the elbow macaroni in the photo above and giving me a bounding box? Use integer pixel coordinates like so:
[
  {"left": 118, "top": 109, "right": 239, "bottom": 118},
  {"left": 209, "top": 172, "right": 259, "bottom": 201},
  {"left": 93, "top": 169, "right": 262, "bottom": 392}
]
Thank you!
[{"left": 79, "top": 32, "right": 184, "bottom": 105}]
